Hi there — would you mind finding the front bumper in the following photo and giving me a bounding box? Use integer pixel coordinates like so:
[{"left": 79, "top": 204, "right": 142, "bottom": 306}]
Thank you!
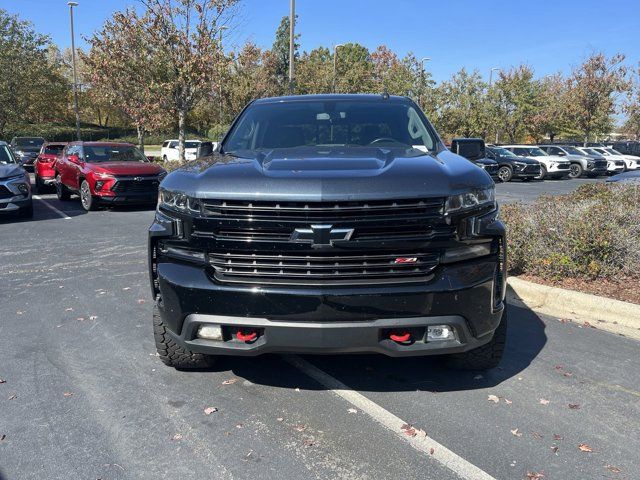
[
  {"left": 0, "top": 177, "right": 31, "bottom": 213},
  {"left": 97, "top": 192, "right": 158, "bottom": 205}
]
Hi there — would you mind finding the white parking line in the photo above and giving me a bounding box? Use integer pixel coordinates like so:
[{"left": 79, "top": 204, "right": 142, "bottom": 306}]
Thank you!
[
  {"left": 284, "top": 355, "right": 496, "bottom": 480},
  {"left": 32, "top": 195, "right": 72, "bottom": 220}
]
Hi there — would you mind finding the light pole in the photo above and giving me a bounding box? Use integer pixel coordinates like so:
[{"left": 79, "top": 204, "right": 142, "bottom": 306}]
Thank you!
[
  {"left": 489, "top": 67, "right": 500, "bottom": 87},
  {"left": 218, "top": 25, "right": 229, "bottom": 126},
  {"left": 419, "top": 57, "right": 431, "bottom": 107},
  {"left": 489, "top": 67, "right": 500, "bottom": 143},
  {"left": 68, "top": 1, "right": 81, "bottom": 141},
  {"left": 332, "top": 44, "right": 344, "bottom": 93},
  {"left": 288, "top": 0, "right": 295, "bottom": 94}
]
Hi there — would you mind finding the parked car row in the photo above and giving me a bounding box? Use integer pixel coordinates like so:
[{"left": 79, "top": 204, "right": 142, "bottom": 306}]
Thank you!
[
  {"left": 449, "top": 138, "right": 640, "bottom": 182},
  {"left": 1, "top": 139, "right": 166, "bottom": 218}
]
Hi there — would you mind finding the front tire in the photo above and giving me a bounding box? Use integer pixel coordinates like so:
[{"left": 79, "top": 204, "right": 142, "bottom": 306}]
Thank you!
[
  {"left": 535, "top": 165, "right": 547, "bottom": 180},
  {"left": 497, "top": 166, "right": 513, "bottom": 182},
  {"left": 569, "top": 163, "right": 583, "bottom": 179},
  {"left": 80, "top": 180, "right": 98, "bottom": 211},
  {"left": 55, "top": 174, "right": 70, "bottom": 201},
  {"left": 446, "top": 305, "right": 507, "bottom": 370},
  {"left": 153, "top": 302, "right": 214, "bottom": 369}
]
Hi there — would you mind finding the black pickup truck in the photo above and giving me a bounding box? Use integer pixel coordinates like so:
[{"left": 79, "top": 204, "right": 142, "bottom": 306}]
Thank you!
[{"left": 149, "top": 94, "right": 507, "bottom": 371}]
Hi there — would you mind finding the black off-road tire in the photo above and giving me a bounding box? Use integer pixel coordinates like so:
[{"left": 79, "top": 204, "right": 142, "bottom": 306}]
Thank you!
[
  {"left": 446, "top": 305, "right": 508, "bottom": 371},
  {"left": 569, "top": 163, "right": 583, "bottom": 179},
  {"left": 153, "top": 302, "right": 214, "bottom": 369}
]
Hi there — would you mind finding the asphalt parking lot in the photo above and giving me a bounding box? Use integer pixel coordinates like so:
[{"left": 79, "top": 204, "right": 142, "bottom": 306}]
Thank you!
[{"left": 1, "top": 177, "right": 638, "bottom": 480}]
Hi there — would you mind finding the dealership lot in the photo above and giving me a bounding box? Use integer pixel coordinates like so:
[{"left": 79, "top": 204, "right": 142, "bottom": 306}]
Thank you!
[{"left": 1, "top": 179, "right": 639, "bottom": 480}]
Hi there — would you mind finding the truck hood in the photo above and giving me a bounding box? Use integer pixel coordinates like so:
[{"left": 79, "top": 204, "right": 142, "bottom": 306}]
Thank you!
[
  {"left": 88, "top": 162, "right": 165, "bottom": 176},
  {"left": 161, "top": 146, "right": 494, "bottom": 201},
  {"left": 0, "top": 163, "right": 26, "bottom": 179}
]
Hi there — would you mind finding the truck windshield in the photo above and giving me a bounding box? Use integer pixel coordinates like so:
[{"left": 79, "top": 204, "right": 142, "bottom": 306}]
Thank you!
[
  {"left": 83, "top": 145, "right": 147, "bottom": 163},
  {"left": 223, "top": 99, "right": 436, "bottom": 156},
  {"left": 0, "top": 145, "right": 16, "bottom": 164}
]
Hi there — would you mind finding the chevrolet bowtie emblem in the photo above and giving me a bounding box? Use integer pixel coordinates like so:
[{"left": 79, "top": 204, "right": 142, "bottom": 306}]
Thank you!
[{"left": 290, "top": 224, "right": 354, "bottom": 246}]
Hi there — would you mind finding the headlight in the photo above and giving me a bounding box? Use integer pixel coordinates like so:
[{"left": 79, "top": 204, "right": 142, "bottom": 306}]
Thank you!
[
  {"left": 158, "top": 188, "right": 201, "bottom": 213},
  {"left": 445, "top": 187, "right": 495, "bottom": 214},
  {"left": 94, "top": 172, "right": 115, "bottom": 180}
]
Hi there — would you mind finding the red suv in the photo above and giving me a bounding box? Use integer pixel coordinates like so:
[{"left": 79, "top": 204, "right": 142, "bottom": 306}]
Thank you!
[
  {"left": 34, "top": 142, "right": 67, "bottom": 192},
  {"left": 55, "top": 142, "right": 166, "bottom": 211}
]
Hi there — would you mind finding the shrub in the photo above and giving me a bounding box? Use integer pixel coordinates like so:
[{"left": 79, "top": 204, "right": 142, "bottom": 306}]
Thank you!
[{"left": 501, "top": 183, "right": 640, "bottom": 281}]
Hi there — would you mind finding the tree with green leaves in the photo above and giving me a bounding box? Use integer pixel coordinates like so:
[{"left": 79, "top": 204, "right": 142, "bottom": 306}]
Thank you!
[
  {"left": 527, "top": 74, "right": 573, "bottom": 142},
  {"left": 0, "top": 9, "right": 68, "bottom": 137},
  {"left": 334, "top": 43, "right": 374, "bottom": 94},
  {"left": 296, "top": 47, "right": 333, "bottom": 94},
  {"left": 268, "top": 15, "right": 299, "bottom": 94},
  {"left": 566, "top": 53, "right": 630, "bottom": 145},
  {"left": 491, "top": 65, "right": 540, "bottom": 143},
  {"left": 433, "top": 68, "right": 490, "bottom": 140},
  {"left": 622, "top": 65, "right": 640, "bottom": 140}
]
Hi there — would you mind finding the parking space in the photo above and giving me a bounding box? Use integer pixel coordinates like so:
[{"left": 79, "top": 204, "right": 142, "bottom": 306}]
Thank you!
[{"left": 1, "top": 174, "right": 638, "bottom": 480}]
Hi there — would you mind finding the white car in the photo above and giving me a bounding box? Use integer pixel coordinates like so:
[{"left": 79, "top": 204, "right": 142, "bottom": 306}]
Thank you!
[
  {"left": 577, "top": 147, "right": 625, "bottom": 174},
  {"left": 591, "top": 147, "right": 640, "bottom": 171},
  {"left": 161, "top": 139, "right": 201, "bottom": 161},
  {"left": 502, "top": 145, "right": 571, "bottom": 180}
]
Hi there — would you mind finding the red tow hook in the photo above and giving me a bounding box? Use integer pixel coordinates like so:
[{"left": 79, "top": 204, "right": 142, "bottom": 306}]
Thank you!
[
  {"left": 389, "top": 331, "right": 412, "bottom": 343},
  {"left": 236, "top": 329, "right": 258, "bottom": 342}
]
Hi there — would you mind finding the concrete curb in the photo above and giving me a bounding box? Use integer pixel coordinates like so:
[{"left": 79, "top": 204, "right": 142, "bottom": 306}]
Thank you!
[{"left": 507, "top": 276, "right": 640, "bottom": 339}]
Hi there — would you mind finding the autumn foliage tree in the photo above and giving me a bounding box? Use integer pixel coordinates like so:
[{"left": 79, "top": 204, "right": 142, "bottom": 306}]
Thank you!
[{"left": 84, "top": 10, "right": 168, "bottom": 151}]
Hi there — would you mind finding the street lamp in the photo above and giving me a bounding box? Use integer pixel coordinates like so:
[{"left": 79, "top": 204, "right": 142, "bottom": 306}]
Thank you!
[
  {"left": 68, "top": 1, "right": 81, "bottom": 141},
  {"left": 489, "top": 67, "right": 500, "bottom": 87},
  {"left": 218, "top": 25, "right": 229, "bottom": 126},
  {"left": 288, "top": 0, "right": 295, "bottom": 94},
  {"left": 332, "top": 44, "right": 344, "bottom": 93},
  {"left": 419, "top": 57, "right": 431, "bottom": 107}
]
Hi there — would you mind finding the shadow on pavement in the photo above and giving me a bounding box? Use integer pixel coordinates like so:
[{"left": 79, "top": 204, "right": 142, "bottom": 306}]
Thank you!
[{"left": 217, "top": 300, "right": 547, "bottom": 393}]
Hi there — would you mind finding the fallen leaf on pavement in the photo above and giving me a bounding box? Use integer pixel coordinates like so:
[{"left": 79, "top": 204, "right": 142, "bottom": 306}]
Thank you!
[
  {"left": 63, "top": 392, "right": 74, "bottom": 397},
  {"left": 429, "top": 448, "right": 435, "bottom": 455},
  {"left": 16, "top": 311, "right": 23, "bottom": 315},
  {"left": 347, "top": 408, "right": 357, "bottom": 414},
  {"left": 123, "top": 287, "right": 131, "bottom": 291},
  {"left": 302, "top": 438, "right": 315, "bottom": 447},
  {"left": 8, "top": 394, "right": 17, "bottom": 400},
  {"left": 568, "top": 403, "right": 581, "bottom": 410},
  {"left": 526, "top": 472, "right": 545, "bottom": 479},
  {"left": 235, "top": 424, "right": 244, "bottom": 429},
  {"left": 531, "top": 432, "right": 543, "bottom": 440},
  {"left": 0, "top": 378, "right": 5, "bottom": 384},
  {"left": 276, "top": 417, "right": 284, "bottom": 422},
  {"left": 563, "top": 372, "right": 573, "bottom": 377},
  {"left": 137, "top": 299, "right": 146, "bottom": 304},
  {"left": 0, "top": 434, "right": 5, "bottom": 441},
  {"left": 553, "top": 434, "right": 564, "bottom": 441},
  {"left": 89, "top": 316, "right": 98, "bottom": 320},
  {"left": 604, "top": 464, "right": 621, "bottom": 473},
  {"left": 204, "top": 407, "right": 218, "bottom": 415},
  {"left": 172, "top": 433, "right": 182, "bottom": 440},
  {"left": 539, "top": 398, "right": 550, "bottom": 405},
  {"left": 65, "top": 308, "right": 73, "bottom": 311},
  {"left": 401, "top": 423, "right": 417, "bottom": 437},
  {"left": 584, "top": 321, "right": 596, "bottom": 329},
  {"left": 292, "top": 424, "right": 306, "bottom": 432},
  {"left": 487, "top": 394, "right": 500, "bottom": 403},
  {"left": 504, "top": 398, "right": 513, "bottom": 405},
  {"left": 221, "top": 379, "right": 237, "bottom": 385},
  {"left": 511, "top": 428, "right": 522, "bottom": 437},
  {"left": 76, "top": 317, "right": 85, "bottom": 322},
  {"left": 578, "top": 443, "right": 593, "bottom": 453},
  {"left": 550, "top": 446, "right": 559, "bottom": 455}
]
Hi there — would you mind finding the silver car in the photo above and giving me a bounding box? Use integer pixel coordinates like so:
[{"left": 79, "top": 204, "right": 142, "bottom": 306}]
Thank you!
[{"left": 0, "top": 141, "right": 33, "bottom": 218}]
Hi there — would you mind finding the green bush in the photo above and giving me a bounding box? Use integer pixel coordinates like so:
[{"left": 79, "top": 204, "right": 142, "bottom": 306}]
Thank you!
[
  {"left": 501, "top": 183, "right": 640, "bottom": 281},
  {"left": 2, "top": 123, "right": 134, "bottom": 142}
]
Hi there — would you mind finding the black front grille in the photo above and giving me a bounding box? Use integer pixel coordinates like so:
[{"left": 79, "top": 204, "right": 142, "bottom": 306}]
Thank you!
[
  {"left": 112, "top": 178, "right": 159, "bottom": 194},
  {"left": 209, "top": 252, "right": 439, "bottom": 285},
  {"left": 0, "top": 185, "right": 14, "bottom": 199},
  {"left": 557, "top": 163, "right": 570, "bottom": 170},
  {"left": 200, "top": 198, "right": 444, "bottom": 221},
  {"left": 521, "top": 164, "right": 540, "bottom": 173},
  {"left": 189, "top": 197, "right": 452, "bottom": 286},
  {"left": 594, "top": 160, "right": 607, "bottom": 169},
  {"left": 615, "top": 161, "right": 625, "bottom": 167}
]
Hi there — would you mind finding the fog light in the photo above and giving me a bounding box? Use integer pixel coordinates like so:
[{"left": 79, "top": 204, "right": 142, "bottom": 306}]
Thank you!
[
  {"left": 427, "top": 325, "right": 455, "bottom": 341},
  {"left": 95, "top": 181, "right": 104, "bottom": 191},
  {"left": 197, "top": 324, "right": 222, "bottom": 341},
  {"left": 17, "top": 183, "right": 29, "bottom": 195}
]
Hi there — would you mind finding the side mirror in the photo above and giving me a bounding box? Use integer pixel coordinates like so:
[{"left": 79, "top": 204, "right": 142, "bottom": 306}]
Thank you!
[
  {"left": 557, "top": 152, "right": 565, "bottom": 156},
  {"left": 68, "top": 154, "right": 81, "bottom": 164}
]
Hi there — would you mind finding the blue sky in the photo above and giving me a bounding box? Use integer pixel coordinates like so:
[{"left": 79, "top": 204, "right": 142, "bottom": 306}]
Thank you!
[{"left": 2, "top": 0, "right": 639, "bottom": 83}]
